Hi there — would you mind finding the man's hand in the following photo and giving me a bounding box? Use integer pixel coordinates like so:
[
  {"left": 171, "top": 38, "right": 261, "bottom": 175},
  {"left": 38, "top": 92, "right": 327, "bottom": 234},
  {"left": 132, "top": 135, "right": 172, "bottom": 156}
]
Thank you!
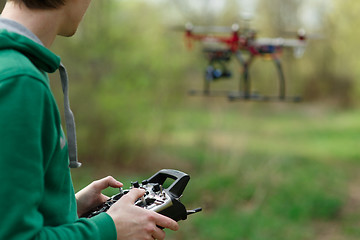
[
  {"left": 75, "top": 176, "right": 123, "bottom": 217},
  {"left": 107, "top": 188, "right": 179, "bottom": 240}
]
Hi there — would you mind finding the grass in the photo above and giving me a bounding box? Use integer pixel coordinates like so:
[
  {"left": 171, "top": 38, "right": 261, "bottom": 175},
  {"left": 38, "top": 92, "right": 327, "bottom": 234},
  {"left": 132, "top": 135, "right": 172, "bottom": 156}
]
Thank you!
[{"left": 71, "top": 101, "right": 360, "bottom": 240}]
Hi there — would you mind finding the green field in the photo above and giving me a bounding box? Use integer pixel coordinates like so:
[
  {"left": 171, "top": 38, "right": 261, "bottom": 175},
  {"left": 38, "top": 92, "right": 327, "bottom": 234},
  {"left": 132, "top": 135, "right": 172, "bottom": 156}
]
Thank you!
[{"left": 71, "top": 101, "right": 360, "bottom": 240}]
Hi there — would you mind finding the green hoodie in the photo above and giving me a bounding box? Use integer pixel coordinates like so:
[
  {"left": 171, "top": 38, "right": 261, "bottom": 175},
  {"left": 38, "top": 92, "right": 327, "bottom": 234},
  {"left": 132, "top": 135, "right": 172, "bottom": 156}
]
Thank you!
[{"left": 0, "top": 27, "right": 117, "bottom": 239}]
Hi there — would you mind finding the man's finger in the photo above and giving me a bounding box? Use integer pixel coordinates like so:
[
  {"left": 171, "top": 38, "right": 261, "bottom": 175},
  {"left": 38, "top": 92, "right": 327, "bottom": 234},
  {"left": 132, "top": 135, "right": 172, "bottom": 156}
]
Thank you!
[
  {"left": 153, "top": 213, "right": 179, "bottom": 231},
  {"left": 151, "top": 227, "right": 166, "bottom": 240},
  {"left": 92, "top": 176, "right": 123, "bottom": 190}
]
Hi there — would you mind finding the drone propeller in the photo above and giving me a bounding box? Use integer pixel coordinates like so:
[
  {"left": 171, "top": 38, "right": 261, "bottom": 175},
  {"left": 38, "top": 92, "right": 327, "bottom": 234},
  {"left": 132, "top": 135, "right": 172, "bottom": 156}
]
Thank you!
[
  {"left": 253, "top": 37, "right": 307, "bottom": 58},
  {"left": 171, "top": 22, "right": 240, "bottom": 33},
  {"left": 253, "top": 38, "right": 306, "bottom": 47},
  {"left": 281, "top": 28, "right": 324, "bottom": 40},
  {"left": 188, "top": 24, "right": 240, "bottom": 33}
]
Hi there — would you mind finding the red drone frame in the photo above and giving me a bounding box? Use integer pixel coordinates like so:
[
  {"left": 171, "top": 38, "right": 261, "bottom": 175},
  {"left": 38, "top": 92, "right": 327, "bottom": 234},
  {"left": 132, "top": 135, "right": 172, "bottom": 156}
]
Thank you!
[{"left": 182, "top": 22, "right": 308, "bottom": 102}]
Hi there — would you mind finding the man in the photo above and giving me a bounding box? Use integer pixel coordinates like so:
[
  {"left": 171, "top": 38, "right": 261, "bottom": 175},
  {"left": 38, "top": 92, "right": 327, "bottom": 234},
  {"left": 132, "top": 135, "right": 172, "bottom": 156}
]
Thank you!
[{"left": 0, "top": 0, "right": 179, "bottom": 239}]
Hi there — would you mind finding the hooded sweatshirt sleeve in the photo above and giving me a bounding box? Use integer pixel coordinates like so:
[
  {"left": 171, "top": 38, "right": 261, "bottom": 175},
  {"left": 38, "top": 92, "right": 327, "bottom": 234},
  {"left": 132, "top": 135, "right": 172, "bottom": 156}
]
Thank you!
[{"left": 0, "top": 55, "right": 117, "bottom": 239}]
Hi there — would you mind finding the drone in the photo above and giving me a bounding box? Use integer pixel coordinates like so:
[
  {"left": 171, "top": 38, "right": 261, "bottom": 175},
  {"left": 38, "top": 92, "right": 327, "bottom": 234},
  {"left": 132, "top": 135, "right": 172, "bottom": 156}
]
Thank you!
[{"left": 179, "top": 22, "right": 310, "bottom": 102}]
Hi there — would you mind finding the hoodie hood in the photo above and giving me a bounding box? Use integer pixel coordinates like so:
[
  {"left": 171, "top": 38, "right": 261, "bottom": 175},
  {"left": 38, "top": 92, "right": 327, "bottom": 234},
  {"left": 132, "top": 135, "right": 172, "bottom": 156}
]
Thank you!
[
  {"left": 0, "top": 25, "right": 60, "bottom": 73},
  {"left": 0, "top": 18, "right": 81, "bottom": 168}
]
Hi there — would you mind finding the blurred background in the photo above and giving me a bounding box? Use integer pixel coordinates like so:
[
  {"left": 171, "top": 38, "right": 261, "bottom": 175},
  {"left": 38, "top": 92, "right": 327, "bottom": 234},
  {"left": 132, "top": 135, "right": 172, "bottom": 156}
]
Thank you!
[{"left": 2, "top": 0, "right": 360, "bottom": 239}]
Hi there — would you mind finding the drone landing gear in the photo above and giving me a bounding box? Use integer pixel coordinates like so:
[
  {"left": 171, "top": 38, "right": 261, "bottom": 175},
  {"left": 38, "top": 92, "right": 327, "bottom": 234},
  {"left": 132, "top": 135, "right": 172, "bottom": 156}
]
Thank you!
[
  {"left": 187, "top": 50, "right": 301, "bottom": 102},
  {"left": 228, "top": 92, "right": 301, "bottom": 102},
  {"left": 188, "top": 89, "right": 230, "bottom": 97},
  {"left": 228, "top": 52, "right": 301, "bottom": 102}
]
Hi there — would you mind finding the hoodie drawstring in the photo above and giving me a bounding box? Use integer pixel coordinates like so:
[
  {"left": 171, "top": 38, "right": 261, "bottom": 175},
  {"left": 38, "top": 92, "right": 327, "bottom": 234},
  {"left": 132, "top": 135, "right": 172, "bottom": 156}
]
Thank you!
[{"left": 59, "top": 63, "right": 81, "bottom": 168}]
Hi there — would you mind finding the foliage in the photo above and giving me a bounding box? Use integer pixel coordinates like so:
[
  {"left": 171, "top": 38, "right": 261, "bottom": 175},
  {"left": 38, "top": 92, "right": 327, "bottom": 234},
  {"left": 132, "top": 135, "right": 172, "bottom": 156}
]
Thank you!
[
  {"left": 51, "top": 0, "right": 201, "bottom": 163},
  {"left": 49, "top": 0, "right": 360, "bottom": 163}
]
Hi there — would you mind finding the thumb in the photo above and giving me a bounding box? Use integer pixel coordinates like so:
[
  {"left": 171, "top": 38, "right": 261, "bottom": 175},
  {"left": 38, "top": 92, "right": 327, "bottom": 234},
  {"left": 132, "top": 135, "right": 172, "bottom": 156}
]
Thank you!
[{"left": 121, "top": 188, "right": 146, "bottom": 204}]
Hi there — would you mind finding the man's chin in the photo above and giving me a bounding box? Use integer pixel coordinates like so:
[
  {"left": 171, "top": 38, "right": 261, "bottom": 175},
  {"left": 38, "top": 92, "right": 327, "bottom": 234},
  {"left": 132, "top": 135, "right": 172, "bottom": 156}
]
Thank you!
[{"left": 58, "top": 28, "right": 77, "bottom": 37}]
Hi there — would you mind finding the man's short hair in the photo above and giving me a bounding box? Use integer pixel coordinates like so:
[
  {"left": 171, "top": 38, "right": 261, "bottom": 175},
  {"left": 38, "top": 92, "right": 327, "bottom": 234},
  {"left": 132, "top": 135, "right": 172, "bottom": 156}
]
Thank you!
[{"left": 8, "top": 0, "right": 65, "bottom": 9}]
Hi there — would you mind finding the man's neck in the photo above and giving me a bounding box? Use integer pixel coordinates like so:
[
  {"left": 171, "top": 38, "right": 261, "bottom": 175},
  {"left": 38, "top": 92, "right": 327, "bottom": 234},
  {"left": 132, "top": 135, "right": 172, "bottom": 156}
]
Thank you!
[{"left": 1, "top": 2, "right": 63, "bottom": 48}]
